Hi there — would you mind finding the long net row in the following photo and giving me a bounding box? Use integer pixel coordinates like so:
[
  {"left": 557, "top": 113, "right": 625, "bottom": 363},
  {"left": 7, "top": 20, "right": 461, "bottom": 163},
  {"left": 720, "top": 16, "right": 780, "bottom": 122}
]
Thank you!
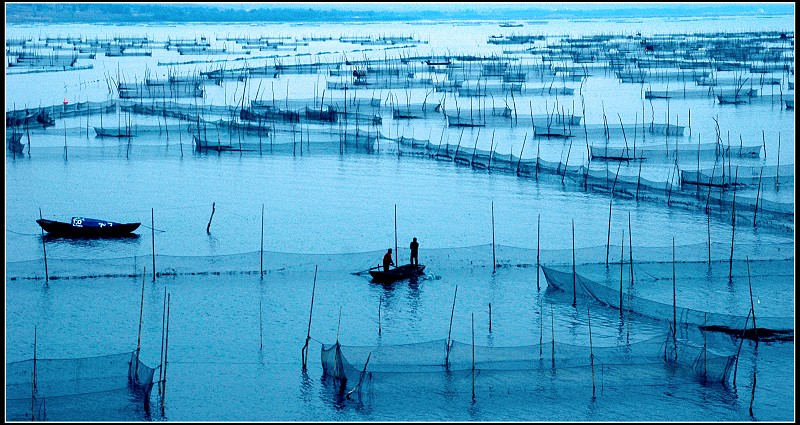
[
  {"left": 540, "top": 260, "right": 794, "bottom": 338},
  {"left": 6, "top": 351, "right": 156, "bottom": 421},
  {"left": 321, "top": 332, "right": 735, "bottom": 400},
  {"left": 6, "top": 241, "right": 793, "bottom": 281}
]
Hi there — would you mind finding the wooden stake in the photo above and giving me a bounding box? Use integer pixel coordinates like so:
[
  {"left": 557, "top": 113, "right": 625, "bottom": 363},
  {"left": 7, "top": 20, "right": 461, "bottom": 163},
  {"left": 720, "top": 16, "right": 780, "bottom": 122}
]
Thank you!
[
  {"left": 551, "top": 304, "right": 555, "bottom": 368},
  {"left": 672, "top": 237, "right": 677, "bottom": 336},
  {"left": 753, "top": 168, "right": 762, "bottom": 227},
  {"left": 628, "top": 211, "right": 634, "bottom": 286},
  {"left": 151, "top": 208, "right": 156, "bottom": 282},
  {"left": 588, "top": 306, "right": 595, "bottom": 395},
  {"left": 732, "top": 307, "right": 752, "bottom": 387},
  {"left": 134, "top": 267, "right": 145, "bottom": 383},
  {"left": 776, "top": 132, "right": 780, "bottom": 189},
  {"left": 206, "top": 202, "right": 215, "bottom": 234},
  {"left": 394, "top": 204, "right": 398, "bottom": 265},
  {"left": 491, "top": 201, "right": 496, "bottom": 271},
  {"left": 489, "top": 303, "right": 492, "bottom": 332},
  {"left": 730, "top": 166, "right": 738, "bottom": 280},
  {"left": 446, "top": 285, "right": 458, "bottom": 368},
  {"left": 606, "top": 197, "right": 613, "bottom": 266},
  {"left": 620, "top": 230, "right": 624, "bottom": 316},
  {"left": 159, "top": 286, "right": 166, "bottom": 394},
  {"left": 572, "top": 219, "right": 576, "bottom": 306},
  {"left": 259, "top": 298, "right": 263, "bottom": 350},
  {"left": 162, "top": 292, "right": 170, "bottom": 411},
  {"left": 39, "top": 208, "right": 48, "bottom": 284},
  {"left": 747, "top": 256, "right": 758, "bottom": 345},
  {"left": 301, "top": 265, "right": 318, "bottom": 370},
  {"left": 260, "top": 204, "right": 264, "bottom": 277},
  {"left": 471, "top": 312, "right": 475, "bottom": 401},
  {"left": 378, "top": 295, "right": 382, "bottom": 336},
  {"left": 536, "top": 213, "right": 540, "bottom": 291}
]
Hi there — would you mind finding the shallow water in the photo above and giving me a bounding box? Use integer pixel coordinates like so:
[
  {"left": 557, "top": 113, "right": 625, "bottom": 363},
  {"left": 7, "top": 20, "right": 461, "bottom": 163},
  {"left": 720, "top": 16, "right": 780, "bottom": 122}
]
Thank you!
[{"left": 5, "top": 14, "right": 795, "bottom": 422}]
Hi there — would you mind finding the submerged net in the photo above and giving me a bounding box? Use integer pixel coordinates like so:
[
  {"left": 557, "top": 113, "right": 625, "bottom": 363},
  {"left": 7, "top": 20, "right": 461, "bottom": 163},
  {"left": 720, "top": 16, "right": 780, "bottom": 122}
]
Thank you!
[
  {"left": 321, "top": 332, "right": 736, "bottom": 401},
  {"left": 540, "top": 259, "right": 794, "bottom": 339},
  {"left": 5, "top": 351, "right": 156, "bottom": 421}
]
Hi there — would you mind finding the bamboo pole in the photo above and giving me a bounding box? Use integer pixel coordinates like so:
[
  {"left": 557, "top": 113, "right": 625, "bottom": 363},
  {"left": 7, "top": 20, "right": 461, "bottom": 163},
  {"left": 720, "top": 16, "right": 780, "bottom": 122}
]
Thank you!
[
  {"left": 776, "top": 132, "right": 780, "bottom": 190},
  {"left": 159, "top": 286, "right": 166, "bottom": 395},
  {"left": 378, "top": 295, "right": 382, "bottom": 336},
  {"left": 471, "top": 312, "right": 475, "bottom": 401},
  {"left": 572, "top": 219, "right": 576, "bottom": 306},
  {"left": 620, "top": 230, "right": 624, "bottom": 316},
  {"left": 747, "top": 256, "right": 758, "bottom": 345},
  {"left": 732, "top": 307, "right": 752, "bottom": 387},
  {"left": 672, "top": 237, "right": 677, "bottom": 338},
  {"left": 753, "top": 169, "right": 762, "bottom": 227},
  {"left": 489, "top": 303, "right": 492, "bottom": 332},
  {"left": 260, "top": 204, "right": 264, "bottom": 277},
  {"left": 161, "top": 292, "right": 170, "bottom": 411},
  {"left": 606, "top": 197, "right": 613, "bottom": 266},
  {"left": 32, "top": 326, "right": 37, "bottom": 419},
  {"left": 206, "top": 202, "right": 215, "bottom": 234},
  {"left": 39, "top": 208, "right": 48, "bottom": 284},
  {"left": 491, "top": 201, "right": 496, "bottom": 271},
  {"left": 539, "top": 297, "right": 543, "bottom": 358},
  {"left": 134, "top": 267, "right": 145, "bottom": 383},
  {"left": 446, "top": 285, "right": 458, "bottom": 368},
  {"left": 588, "top": 306, "right": 595, "bottom": 395},
  {"left": 536, "top": 213, "right": 540, "bottom": 291},
  {"left": 151, "top": 208, "right": 156, "bottom": 282},
  {"left": 707, "top": 212, "right": 712, "bottom": 264},
  {"left": 259, "top": 298, "right": 263, "bottom": 350},
  {"left": 551, "top": 304, "right": 555, "bottom": 368},
  {"left": 730, "top": 166, "right": 738, "bottom": 280},
  {"left": 394, "top": 204, "right": 398, "bottom": 266},
  {"left": 301, "top": 265, "right": 318, "bottom": 370},
  {"left": 628, "top": 211, "right": 634, "bottom": 286}
]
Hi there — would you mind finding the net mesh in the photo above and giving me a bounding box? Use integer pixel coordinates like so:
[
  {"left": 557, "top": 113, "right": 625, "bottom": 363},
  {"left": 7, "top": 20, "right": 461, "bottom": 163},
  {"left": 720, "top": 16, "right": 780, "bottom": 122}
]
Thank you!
[
  {"left": 5, "top": 351, "right": 156, "bottom": 421},
  {"left": 321, "top": 332, "right": 736, "bottom": 400}
]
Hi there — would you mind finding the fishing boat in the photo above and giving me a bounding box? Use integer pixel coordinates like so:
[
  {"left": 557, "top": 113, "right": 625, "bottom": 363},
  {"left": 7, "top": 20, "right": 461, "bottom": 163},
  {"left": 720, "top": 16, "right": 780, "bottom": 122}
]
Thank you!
[
  {"left": 36, "top": 217, "right": 141, "bottom": 237},
  {"left": 369, "top": 264, "right": 426, "bottom": 283}
]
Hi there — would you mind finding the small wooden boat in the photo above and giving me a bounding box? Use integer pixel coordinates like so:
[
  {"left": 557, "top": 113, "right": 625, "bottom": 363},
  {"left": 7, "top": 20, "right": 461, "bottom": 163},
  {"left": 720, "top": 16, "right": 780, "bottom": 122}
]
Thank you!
[
  {"left": 369, "top": 264, "right": 426, "bottom": 283},
  {"left": 36, "top": 217, "right": 141, "bottom": 237}
]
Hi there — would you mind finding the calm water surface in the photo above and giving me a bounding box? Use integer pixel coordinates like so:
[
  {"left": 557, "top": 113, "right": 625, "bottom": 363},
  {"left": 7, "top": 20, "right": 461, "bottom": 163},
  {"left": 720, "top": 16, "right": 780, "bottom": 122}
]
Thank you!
[{"left": 5, "top": 15, "right": 794, "bottom": 422}]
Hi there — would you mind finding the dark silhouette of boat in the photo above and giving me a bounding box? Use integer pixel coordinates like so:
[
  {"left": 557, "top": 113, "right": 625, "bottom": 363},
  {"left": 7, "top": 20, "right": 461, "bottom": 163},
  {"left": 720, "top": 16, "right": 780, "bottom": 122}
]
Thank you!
[
  {"left": 36, "top": 217, "right": 141, "bottom": 237},
  {"left": 369, "top": 264, "right": 426, "bottom": 283}
]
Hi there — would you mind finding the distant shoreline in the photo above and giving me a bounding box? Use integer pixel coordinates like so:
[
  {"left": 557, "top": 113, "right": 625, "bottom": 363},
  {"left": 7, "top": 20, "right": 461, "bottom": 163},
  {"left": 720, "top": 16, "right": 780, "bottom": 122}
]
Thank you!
[{"left": 5, "top": 3, "right": 795, "bottom": 25}]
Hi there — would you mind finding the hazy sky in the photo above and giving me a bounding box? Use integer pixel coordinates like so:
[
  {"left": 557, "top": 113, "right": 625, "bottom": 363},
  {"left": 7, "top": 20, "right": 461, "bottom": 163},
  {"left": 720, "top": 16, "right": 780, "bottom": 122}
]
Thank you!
[{"left": 209, "top": 2, "right": 734, "bottom": 11}]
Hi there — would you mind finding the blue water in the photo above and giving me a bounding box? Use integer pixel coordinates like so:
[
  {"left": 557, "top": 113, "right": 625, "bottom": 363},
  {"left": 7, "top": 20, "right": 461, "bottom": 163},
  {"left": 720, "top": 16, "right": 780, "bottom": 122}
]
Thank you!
[{"left": 5, "top": 14, "right": 794, "bottom": 422}]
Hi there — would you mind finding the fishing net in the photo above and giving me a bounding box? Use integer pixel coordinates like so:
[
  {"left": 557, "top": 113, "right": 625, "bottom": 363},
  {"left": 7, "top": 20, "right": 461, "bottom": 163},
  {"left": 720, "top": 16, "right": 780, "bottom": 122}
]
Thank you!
[
  {"left": 540, "top": 258, "right": 794, "bottom": 339},
  {"left": 5, "top": 351, "right": 156, "bottom": 421},
  {"left": 321, "top": 331, "right": 736, "bottom": 401}
]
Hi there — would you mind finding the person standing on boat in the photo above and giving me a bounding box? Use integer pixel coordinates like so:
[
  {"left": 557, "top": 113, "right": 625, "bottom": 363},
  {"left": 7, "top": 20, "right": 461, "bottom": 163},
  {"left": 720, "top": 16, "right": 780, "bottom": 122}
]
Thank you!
[
  {"left": 409, "top": 237, "right": 419, "bottom": 265},
  {"left": 383, "top": 248, "right": 394, "bottom": 271}
]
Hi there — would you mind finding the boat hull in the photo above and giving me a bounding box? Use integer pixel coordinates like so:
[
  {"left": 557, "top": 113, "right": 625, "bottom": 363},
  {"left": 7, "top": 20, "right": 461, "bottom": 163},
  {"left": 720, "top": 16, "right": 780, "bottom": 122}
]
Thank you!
[
  {"left": 36, "top": 219, "right": 141, "bottom": 237},
  {"left": 369, "top": 264, "right": 426, "bottom": 283}
]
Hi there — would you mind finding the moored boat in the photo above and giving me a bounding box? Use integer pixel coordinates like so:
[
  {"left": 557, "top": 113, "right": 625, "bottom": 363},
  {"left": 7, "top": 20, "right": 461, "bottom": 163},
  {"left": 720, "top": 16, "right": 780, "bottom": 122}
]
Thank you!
[{"left": 36, "top": 217, "right": 141, "bottom": 237}]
